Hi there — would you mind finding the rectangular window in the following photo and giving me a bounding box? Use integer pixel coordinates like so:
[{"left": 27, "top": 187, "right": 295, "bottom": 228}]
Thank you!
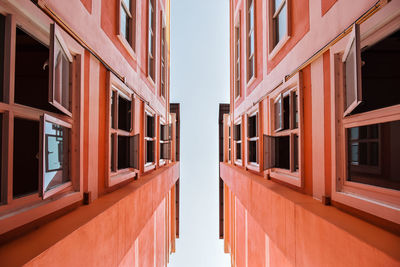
[
  {"left": 119, "top": 0, "right": 136, "bottom": 50},
  {"left": 160, "top": 22, "right": 166, "bottom": 98},
  {"left": 247, "top": 113, "right": 258, "bottom": 165},
  {"left": 247, "top": 0, "right": 255, "bottom": 81},
  {"left": 228, "top": 126, "right": 231, "bottom": 162},
  {"left": 234, "top": 122, "right": 242, "bottom": 162},
  {"left": 145, "top": 112, "right": 156, "bottom": 166},
  {"left": 271, "top": 0, "right": 288, "bottom": 49},
  {"left": 235, "top": 20, "right": 241, "bottom": 99},
  {"left": 264, "top": 75, "right": 302, "bottom": 186},
  {"left": 160, "top": 122, "right": 171, "bottom": 163},
  {"left": 148, "top": 0, "right": 156, "bottom": 81}
]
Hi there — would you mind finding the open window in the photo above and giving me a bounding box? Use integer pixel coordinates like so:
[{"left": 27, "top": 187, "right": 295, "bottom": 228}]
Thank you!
[
  {"left": 332, "top": 18, "right": 400, "bottom": 223},
  {"left": 342, "top": 24, "right": 362, "bottom": 117},
  {"left": 264, "top": 75, "right": 302, "bottom": 186},
  {"left": 108, "top": 74, "right": 138, "bottom": 186},
  {"left": 49, "top": 24, "right": 73, "bottom": 117}
]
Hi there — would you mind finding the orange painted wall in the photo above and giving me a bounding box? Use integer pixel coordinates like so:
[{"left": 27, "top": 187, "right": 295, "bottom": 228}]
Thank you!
[{"left": 221, "top": 163, "right": 400, "bottom": 267}]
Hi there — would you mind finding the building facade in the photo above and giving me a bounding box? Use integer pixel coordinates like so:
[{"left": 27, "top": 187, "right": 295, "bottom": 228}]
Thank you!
[
  {"left": 221, "top": 0, "right": 400, "bottom": 266},
  {"left": 0, "top": 0, "right": 179, "bottom": 266}
]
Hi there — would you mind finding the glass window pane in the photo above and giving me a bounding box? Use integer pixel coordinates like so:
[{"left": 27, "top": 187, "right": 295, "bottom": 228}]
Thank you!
[
  {"left": 345, "top": 40, "right": 356, "bottom": 111},
  {"left": 347, "top": 120, "right": 400, "bottom": 191},
  {"left": 294, "top": 134, "right": 299, "bottom": 171},
  {"left": 44, "top": 121, "right": 70, "bottom": 192},
  {"left": 0, "top": 15, "right": 5, "bottom": 102},
  {"left": 118, "top": 96, "right": 131, "bottom": 131},
  {"left": 248, "top": 140, "right": 257, "bottom": 163},
  {"left": 146, "top": 140, "right": 154, "bottom": 163},
  {"left": 275, "top": 98, "right": 282, "bottom": 130},
  {"left": 236, "top": 142, "right": 242, "bottom": 160},
  {"left": 274, "top": 0, "right": 284, "bottom": 13},
  {"left": 118, "top": 135, "right": 129, "bottom": 169},
  {"left": 277, "top": 5, "right": 287, "bottom": 42}
]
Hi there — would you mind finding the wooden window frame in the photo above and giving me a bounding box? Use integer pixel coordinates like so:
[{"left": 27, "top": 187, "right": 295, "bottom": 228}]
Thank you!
[
  {"left": 233, "top": 117, "right": 243, "bottom": 166},
  {"left": 267, "top": 72, "right": 303, "bottom": 187},
  {"left": 331, "top": 17, "right": 400, "bottom": 224},
  {"left": 228, "top": 117, "right": 232, "bottom": 163},
  {"left": 147, "top": 0, "right": 156, "bottom": 82},
  {"left": 144, "top": 106, "right": 156, "bottom": 172},
  {"left": 159, "top": 117, "right": 171, "bottom": 166},
  {"left": 160, "top": 15, "right": 166, "bottom": 100},
  {"left": 234, "top": 15, "right": 241, "bottom": 101},
  {"left": 267, "top": 0, "right": 290, "bottom": 59},
  {"left": 106, "top": 72, "right": 137, "bottom": 187},
  {"left": 246, "top": 0, "right": 256, "bottom": 83},
  {"left": 0, "top": 12, "right": 83, "bottom": 235},
  {"left": 246, "top": 106, "right": 259, "bottom": 171},
  {"left": 117, "top": 0, "right": 137, "bottom": 58}
]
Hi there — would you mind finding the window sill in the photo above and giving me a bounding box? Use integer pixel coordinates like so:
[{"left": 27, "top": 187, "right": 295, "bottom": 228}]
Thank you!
[
  {"left": 117, "top": 34, "right": 137, "bottom": 61},
  {"left": 234, "top": 159, "right": 243, "bottom": 167},
  {"left": 108, "top": 169, "right": 137, "bottom": 187},
  {"left": 0, "top": 191, "right": 82, "bottom": 235},
  {"left": 144, "top": 162, "right": 156, "bottom": 172},
  {"left": 269, "top": 169, "right": 301, "bottom": 187},
  {"left": 268, "top": 34, "right": 290, "bottom": 60},
  {"left": 247, "top": 162, "right": 259, "bottom": 172}
]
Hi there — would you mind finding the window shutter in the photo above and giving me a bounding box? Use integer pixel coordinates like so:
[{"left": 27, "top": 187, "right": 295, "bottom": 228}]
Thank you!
[
  {"left": 263, "top": 135, "right": 276, "bottom": 170},
  {"left": 49, "top": 23, "right": 73, "bottom": 117},
  {"left": 129, "top": 134, "right": 139, "bottom": 169},
  {"left": 342, "top": 23, "right": 362, "bottom": 116}
]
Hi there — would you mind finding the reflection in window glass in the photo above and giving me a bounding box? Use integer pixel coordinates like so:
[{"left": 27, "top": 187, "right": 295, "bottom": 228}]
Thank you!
[{"left": 44, "top": 121, "right": 70, "bottom": 192}]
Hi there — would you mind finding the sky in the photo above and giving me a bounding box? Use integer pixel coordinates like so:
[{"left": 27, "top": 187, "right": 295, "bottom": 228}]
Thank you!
[{"left": 168, "top": 0, "right": 231, "bottom": 266}]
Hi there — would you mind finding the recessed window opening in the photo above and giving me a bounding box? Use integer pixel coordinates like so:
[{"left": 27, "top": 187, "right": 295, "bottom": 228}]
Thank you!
[
  {"left": 120, "top": 0, "right": 136, "bottom": 49},
  {"left": 118, "top": 135, "right": 130, "bottom": 170},
  {"left": 283, "top": 95, "right": 290, "bottom": 130},
  {"left": 276, "top": 135, "right": 290, "bottom": 169},
  {"left": 146, "top": 140, "right": 154, "bottom": 163},
  {"left": 145, "top": 113, "right": 155, "bottom": 164},
  {"left": 13, "top": 118, "right": 39, "bottom": 198},
  {"left": 0, "top": 15, "right": 5, "bottom": 102},
  {"left": 234, "top": 123, "right": 242, "bottom": 161},
  {"left": 247, "top": 113, "right": 259, "bottom": 165},
  {"left": 161, "top": 25, "right": 166, "bottom": 98},
  {"left": 14, "top": 28, "right": 61, "bottom": 114},
  {"left": 272, "top": 0, "right": 287, "bottom": 48},
  {"left": 148, "top": 0, "right": 156, "bottom": 80},
  {"left": 247, "top": 0, "right": 255, "bottom": 81},
  {"left": 235, "top": 22, "right": 240, "bottom": 98},
  {"left": 118, "top": 95, "right": 131, "bottom": 131}
]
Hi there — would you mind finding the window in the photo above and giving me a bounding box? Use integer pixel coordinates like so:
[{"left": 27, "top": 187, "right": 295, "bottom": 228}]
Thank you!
[
  {"left": 228, "top": 125, "right": 232, "bottom": 162},
  {"left": 264, "top": 74, "right": 302, "bottom": 186},
  {"left": 234, "top": 18, "right": 241, "bottom": 99},
  {"left": 0, "top": 19, "right": 81, "bottom": 221},
  {"left": 246, "top": 0, "right": 255, "bottom": 81},
  {"left": 108, "top": 74, "right": 138, "bottom": 186},
  {"left": 119, "top": 0, "right": 136, "bottom": 51},
  {"left": 148, "top": 0, "right": 156, "bottom": 81},
  {"left": 247, "top": 112, "right": 259, "bottom": 166},
  {"left": 145, "top": 109, "right": 156, "bottom": 168},
  {"left": 268, "top": 0, "right": 289, "bottom": 55},
  {"left": 332, "top": 20, "right": 400, "bottom": 221},
  {"left": 159, "top": 120, "right": 171, "bottom": 165},
  {"left": 234, "top": 121, "right": 242, "bottom": 163},
  {"left": 160, "top": 21, "right": 166, "bottom": 99}
]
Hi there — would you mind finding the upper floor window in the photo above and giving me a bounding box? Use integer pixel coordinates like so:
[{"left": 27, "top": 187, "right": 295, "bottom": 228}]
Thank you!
[
  {"left": 119, "top": 0, "right": 136, "bottom": 51},
  {"left": 247, "top": 111, "right": 259, "bottom": 167},
  {"left": 160, "top": 23, "right": 166, "bottom": 99},
  {"left": 264, "top": 73, "right": 302, "bottom": 187},
  {"left": 159, "top": 120, "right": 171, "bottom": 165},
  {"left": 234, "top": 18, "right": 241, "bottom": 99},
  {"left": 246, "top": 0, "right": 255, "bottom": 81},
  {"left": 228, "top": 125, "right": 232, "bottom": 162},
  {"left": 268, "top": 0, "right": 289, "bottom": 55},
  {"left": 108, "top": 75, "right": 138, "bottom": 187},
  {"left": 0, "top": 18, "right": 82, "bottom": 230},
  {"left": 332, "top": 21, "right": 400, "bottom": 222},
  {"left": 148, "top": 0, "right": 156, "bottom": 81}
]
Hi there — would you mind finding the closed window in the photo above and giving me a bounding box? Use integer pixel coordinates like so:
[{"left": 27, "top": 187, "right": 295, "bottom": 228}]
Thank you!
[
  {"left": 145, "top": 111, "right": 156, "bottom": 166},
  {"left": 119, "top": 0, "right": 136, "bottom": 51},
  {"left": 234, "top": 122, "right": 242, "bottom": 163},
  {"left": 235, "top": 18, "right": 241, "bottom": 99},
  {"left": 160, "top": 22, "right": 166, "bottom": 98},
  {"left": 148, "top": 0, "right": 156, "bottom": 81},
  {"left": 159, "top": 121, "right": 171, "bottom": 164},
  {"left": 247, "top": 112, "right": 259, "bottom": 165},
  {"left": 246, "top": 0, "right": 255, "bottom": 81},
  {"left": 270, "top": 0, "right": 288, "bottom": 50}
]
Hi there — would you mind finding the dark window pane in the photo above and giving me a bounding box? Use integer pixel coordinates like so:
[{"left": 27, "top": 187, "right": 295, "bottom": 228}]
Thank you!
[
  {"left": 118, "top": 96, "right": 131, "bottom": 131},
  {"left": 248, "top": 140, "right": 257, "bottom": 163},
  {"left": 352, "top": 29, "right": 400, "bottom": 114},
  {"left": 347, "top": 120, "right": 400, "bottom": 190},
  {"left": 111, "top": 134, "right": 116, "bottom": 171},
  {"left": 0, "top": 15, "right": 5, "bottom": 102},
  {"left": 0, "top": 114, "right": 2, "bottom": 199},
  {"left": 276, "top": 136, "right": 290, "bottom": 170},
  {"left": 236, "top": 142, "right": 242, "bottom": 160},
  {"left": 294, "top": 134, "right": 299, "bottom": 171},
  {"left": 15, "top": 28, "right": 61, "bottom": 114},
  {"left": 118, "top": 135, "right": 130, "bottom": 169},
  {"left": 248, "top": 115, "right": 257, "bottom": 138},
  {"left": 146, "top": 140, "right": 154, "bottom": 163},
  {"left": 111, "top": 91, "right": 116, "bottom": 129},
  {"left": 44, "top": 121, "right": 70, "bottom": 192},
  {"left": 275, "top": 98, "right": 282, "bottom": 130},
  {"left": 146, "top": 115, "right": 154, "bottom": 138},
  {"left": 283, "top": 95, "right": 290, "bottom": 130},
  {"left": 13, "top": 118, "right": 39, "bottom": 198},
  {"left": 293, "top": 92, "right": 298, "bottom": 129}
]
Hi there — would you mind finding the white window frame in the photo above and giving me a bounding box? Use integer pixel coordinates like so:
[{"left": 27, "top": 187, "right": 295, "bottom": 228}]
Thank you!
[
  {"left": 246, "top": 106, "right": 260, "bottom": 171},
  {"left": 233, "top": 117, "right": 243, "bottom": 166},
  {"left": 144, "top": 106, "right": 156, "bottom": 171}
]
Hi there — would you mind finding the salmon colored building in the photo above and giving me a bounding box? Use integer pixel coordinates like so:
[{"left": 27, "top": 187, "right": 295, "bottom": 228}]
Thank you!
[
  {"left": 0, "top": 0, "right": 180, "bottom": 266},
  {"left": 221, "top": 0, "right": 400, "bottom": 266}
]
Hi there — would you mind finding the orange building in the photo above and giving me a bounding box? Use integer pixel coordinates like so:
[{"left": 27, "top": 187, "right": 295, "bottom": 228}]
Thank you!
[
  {"left": 221, "top": 0, "right": 400, "bottom": 266},
  {"left": 0, "top": 0, "right": 179, "bottom": 266}
]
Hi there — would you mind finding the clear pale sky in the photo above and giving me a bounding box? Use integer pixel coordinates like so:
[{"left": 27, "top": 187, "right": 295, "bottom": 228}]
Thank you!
[{"left": 169, "top": 0, "right": 231, "bottom": 266}]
